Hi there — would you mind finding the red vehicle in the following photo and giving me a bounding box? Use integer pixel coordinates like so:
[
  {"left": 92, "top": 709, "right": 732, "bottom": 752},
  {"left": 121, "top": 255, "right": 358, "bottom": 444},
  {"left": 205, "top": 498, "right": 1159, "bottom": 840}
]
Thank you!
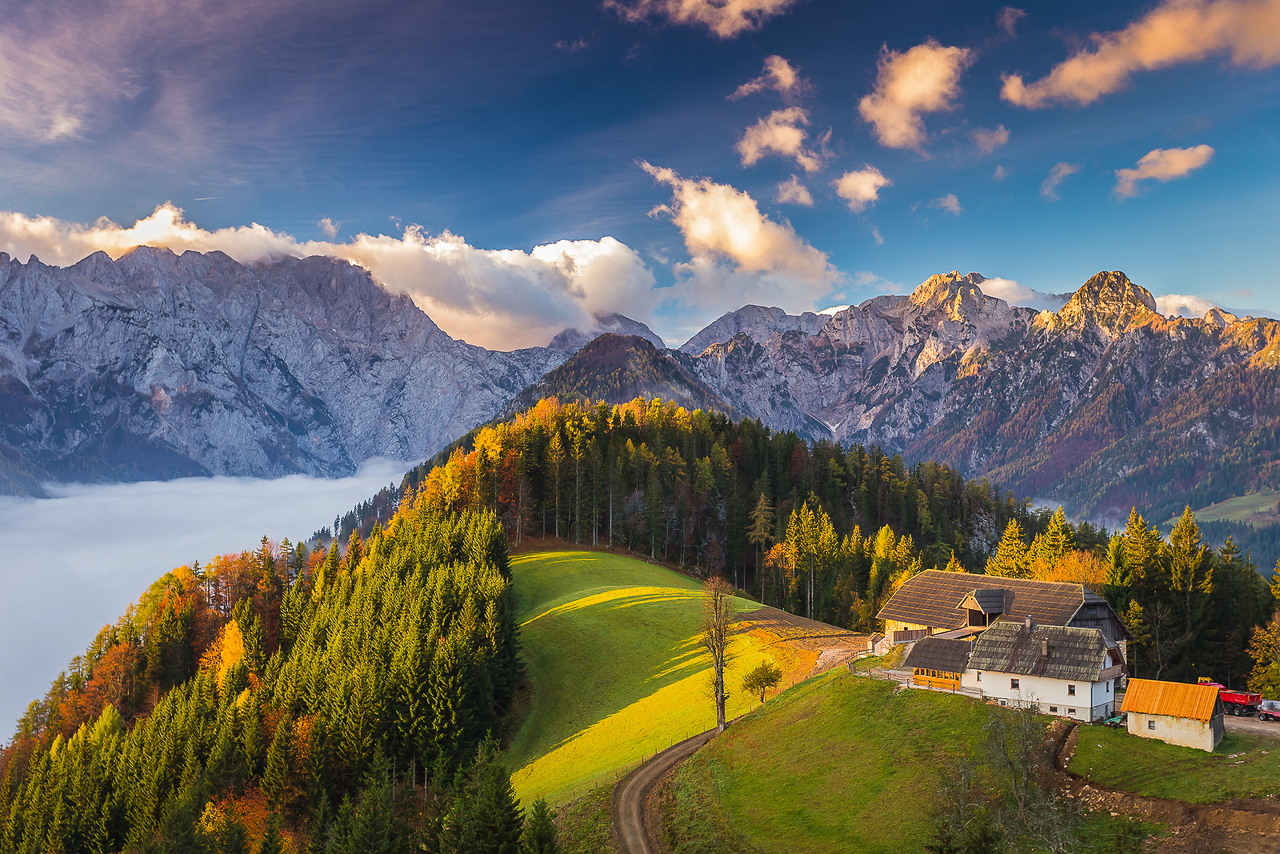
[
  {"left": 1261, "top": 700, "right": 1280, "bottom": 722},
  {"left": 1198, "top": 679, "right": 1263, "bottom": 716}
]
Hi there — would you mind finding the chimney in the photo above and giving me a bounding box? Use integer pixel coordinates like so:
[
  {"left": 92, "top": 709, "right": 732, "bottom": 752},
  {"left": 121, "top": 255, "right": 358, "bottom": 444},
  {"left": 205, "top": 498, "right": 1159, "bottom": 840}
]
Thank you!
[
  {"left": 1024, "top": 615, "right": 1033, "bottom": 631},
  {"left": 1041, "top": 638, "right": 1049, "bottom": 658}
]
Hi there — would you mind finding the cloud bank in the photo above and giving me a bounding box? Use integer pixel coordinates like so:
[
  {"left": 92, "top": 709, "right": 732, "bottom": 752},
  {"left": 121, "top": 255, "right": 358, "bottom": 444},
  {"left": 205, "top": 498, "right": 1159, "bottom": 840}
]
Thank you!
[
  {"left": 858, "top": 40, "right": 975, "bottom": 152},
  {"left": 0, "top": 204, "right": 659, "bottom": 351},
  {"left": 1114, "top": 145, "right": 1214, "bottom": 197},
  {"left": 0, "top": 459, "right": 410, "bottom": 736},
  {"left": 833, "top": 167, "right": 892, "bottom": 212},
  {"left": 1002, "top": 0, "right": 1280, "bottom": 108},
  {"left": 980, "top": 276, "right": 1070, "bottom": 311},
  {"left": 605, "top": 0, "right": 800, "bottom": 38}
]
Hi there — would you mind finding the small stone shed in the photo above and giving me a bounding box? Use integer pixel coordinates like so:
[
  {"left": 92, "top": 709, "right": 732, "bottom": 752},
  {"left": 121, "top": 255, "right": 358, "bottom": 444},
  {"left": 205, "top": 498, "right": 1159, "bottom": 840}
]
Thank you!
[{"left": 1122, "top": 678, "right": 1224, "bottom": 752}]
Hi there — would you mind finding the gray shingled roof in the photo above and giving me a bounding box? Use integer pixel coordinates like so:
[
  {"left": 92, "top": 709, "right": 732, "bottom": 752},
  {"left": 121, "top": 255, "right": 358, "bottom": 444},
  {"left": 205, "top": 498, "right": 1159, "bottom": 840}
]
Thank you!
[
  {"left": 903, "top": 637, "right": 973, "bottom": 674},
  {"left": 967, "top": 622, "right": 1108, "bottom": 682},
  {"left": 876, "top": 569, "right": 1092, "bottom": 631}
]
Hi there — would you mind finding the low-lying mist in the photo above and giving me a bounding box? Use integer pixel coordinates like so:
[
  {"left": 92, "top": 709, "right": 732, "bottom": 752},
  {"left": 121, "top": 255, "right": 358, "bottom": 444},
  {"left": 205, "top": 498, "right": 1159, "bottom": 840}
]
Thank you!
[{"left": 0, "top": 459, "right": 412, "bottom": 736}]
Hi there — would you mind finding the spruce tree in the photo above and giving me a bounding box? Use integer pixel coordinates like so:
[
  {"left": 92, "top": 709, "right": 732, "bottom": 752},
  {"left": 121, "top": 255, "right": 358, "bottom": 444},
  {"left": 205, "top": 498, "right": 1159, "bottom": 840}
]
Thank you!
[{"left": 521, "top": 797, "right": 559, "bottom": 854}]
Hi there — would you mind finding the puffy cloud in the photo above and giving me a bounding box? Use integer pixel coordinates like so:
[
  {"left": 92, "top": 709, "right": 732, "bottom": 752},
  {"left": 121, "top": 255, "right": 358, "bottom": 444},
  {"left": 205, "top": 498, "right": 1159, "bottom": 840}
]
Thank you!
[
  {"left": 980, "top": 276, "right": 1070, "bottom": 311},
  {"left": 1001, "top": 0, "right": 1280, "bottom": 108},
  {"left": 998, "top": 6, "right": 1027, "bottom": 37},
  {"left": 737, "top": 107, "right": 827, "bottom": 172},
  {"left": 776, "top": 175, "right": 815, "bottom": 206},
  {"left": 0, "top": 204, "right": 659, "bottom": 351},
  {"left": 1155, "top": 293, "right": 1221, "bottom": 317},
  {"left": 971, "top": 124, "right": 1010, "bottom": 154},
  {"left": 641, "top": 162, "right": 838, "bottom": 316},
  {"left": 858, "top": 40, "right": 975, "bottom": 152},
  {"left": 1040, "top": 161, "right": 1080, "bottom": 200},
  {"left": 928, "top": 193, "right": 963, "bottom": 215},
  {"left": 731, "top": 55, "right": 809, "bottom": 101},
  {"left": 319, "top": 217, "right": 340, "bottom": 239},
  {"left": 604, "top": 0, "right": 800, "bottom": 38},
  {"left": 1114, "top": 145, "right": 1214, "bottom": 197},
  {"left": 833, "top": 166, "right": 892, "bottom": 212}
]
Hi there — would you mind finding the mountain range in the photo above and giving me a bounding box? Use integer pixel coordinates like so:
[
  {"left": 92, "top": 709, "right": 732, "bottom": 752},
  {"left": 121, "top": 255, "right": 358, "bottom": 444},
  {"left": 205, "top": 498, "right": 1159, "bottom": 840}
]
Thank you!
[{"left": 2, "top": 247, "right": 1277, "bottom": 523}]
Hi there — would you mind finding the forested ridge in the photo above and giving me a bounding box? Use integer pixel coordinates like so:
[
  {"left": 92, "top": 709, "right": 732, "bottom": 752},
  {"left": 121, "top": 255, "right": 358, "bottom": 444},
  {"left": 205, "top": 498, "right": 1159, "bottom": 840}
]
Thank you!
[
  {"left": 399, "top": 397, "right": 1280, "bottom": 692},
  {"left": 0, "top": 508, "right": 553, "bottom": 853}
]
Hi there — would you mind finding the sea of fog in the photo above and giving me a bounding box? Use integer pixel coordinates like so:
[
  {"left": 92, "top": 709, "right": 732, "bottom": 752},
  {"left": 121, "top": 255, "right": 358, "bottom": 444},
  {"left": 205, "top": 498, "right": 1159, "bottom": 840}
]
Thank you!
[{"left": 0, "top": 459, "right": 414, "bottom": 736}]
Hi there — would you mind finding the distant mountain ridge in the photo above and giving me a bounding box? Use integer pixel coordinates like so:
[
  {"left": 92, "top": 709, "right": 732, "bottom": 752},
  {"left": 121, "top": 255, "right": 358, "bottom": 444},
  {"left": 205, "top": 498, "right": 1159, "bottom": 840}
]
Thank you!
[{"left": 3, "top": 248, "right": 1278, "bottom": 526}]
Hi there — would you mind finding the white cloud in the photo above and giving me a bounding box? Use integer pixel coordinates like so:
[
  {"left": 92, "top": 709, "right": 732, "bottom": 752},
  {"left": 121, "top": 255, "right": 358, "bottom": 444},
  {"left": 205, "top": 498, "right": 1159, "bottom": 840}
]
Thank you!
[
  {"left": 979, "top": 276, "right": 1070, "bottom": 311},
  {"left": 641, "top": 161, "right": 838, "bottom": 317},
  {"left": 731, "top": 55, "right": 809, "bottom": 101},
  {"left": 998, "top": 6, "right": 1028, "bottom": 37},
  {"left": 928, "top": 193, "right": 963, "bottom": 215},
  {"left": 604, "top": 0, "right": 800, "bottom": 38},
  {"left": 0, "top": 458, "right": 410, "bottom": 737},
  {"left": 319, "top": 217, "right": 340, "bottom": 239},
  {"left": 737, "top": 107, "right": 827, "bottom": 172},
  {"left": 1114, "top": 145, "right": 1214, "bottom": 197},
  {"left": 833, "top": 166, "right": 892, "bottom": 212},
  {"left": 1156, "top": 293, "right": 1221, "bottom": 317},
  {"left": 871, "top": 226, "right": 884, "bottom": 245},
  {"left": 776, "top": 175, "right": 815, "bottom": 206},
  {"left": 1040, "top": 161, "right": 1080, "bottom": 200},
  {"left": 1001, "top": 0, "right": 1280, "bottom": 108},
  {"left": 0, "top": 203, "right": 659, "bottom": 351},
  {"left": 994, "top": 164, "right": 1008, "bottom": 180},
  {"left": 858, "top": 40, "right": 975, "bottom": 152},
  {"left": 971, "top": 124, "right": 1010, "bottom": 154}
]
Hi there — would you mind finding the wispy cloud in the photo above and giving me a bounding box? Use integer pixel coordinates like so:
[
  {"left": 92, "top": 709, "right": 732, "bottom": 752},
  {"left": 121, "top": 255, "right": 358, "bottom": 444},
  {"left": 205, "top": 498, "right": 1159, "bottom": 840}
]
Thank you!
[
  {"left": 605, "top": 0, "right": 800, "bottom": 38},
  {"left": 0, "top": 204, "right": 659, "bottom": 351},
  {"left": 776, "top": 175, "right": 814, "bottom": 206},
  {"left": 858, "top": 40, "right": 975, "bottom": 152},
  {"left": 319, "top": 217, "right": 340, "bottom": 239},
  {"left": 833, "top": 166, "right": 892, "bottom": 212},
  {"left": 1040, "top": 161, "right": 1080, "bottom": 200},
  {"left": 971, "top": 124, "right": 1010, "bottom": 154},
  {"left": 731, "top": 55, "right": 809, "bottom": 101},
  {"left": 994, "top": 164, "right": 1008, "bottom": 180},
  {"left": 1114, "top": 145, "right": 1214, "bottom": 197},
  {"left": 997, "top": 6, "right": 1027, "bottom": 37},
  {"left": 1155, "top": 293, "right": 1221, "bottom": 317},
  {"left": 737, "top": 108, "right": 828, "bottom": 173},
  {"left": 1002, "top": 0, "right": 1280, "bottom": 108},
  {"left": 928, "top": 193, "right": 963, "bottom": 215}
]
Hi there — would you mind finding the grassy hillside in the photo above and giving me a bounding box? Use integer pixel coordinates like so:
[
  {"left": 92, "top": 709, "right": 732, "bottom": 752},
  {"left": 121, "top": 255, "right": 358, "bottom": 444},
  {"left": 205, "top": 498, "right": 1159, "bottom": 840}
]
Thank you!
[
  {"left": 506, "top": 550, "right": 804, "bottom": 805},
  {"left": 1168, "top": 489, "right": 1280, "bottom": 527},
  {"left": 666, "top": 672, "right": 993, "bottom": 853}
]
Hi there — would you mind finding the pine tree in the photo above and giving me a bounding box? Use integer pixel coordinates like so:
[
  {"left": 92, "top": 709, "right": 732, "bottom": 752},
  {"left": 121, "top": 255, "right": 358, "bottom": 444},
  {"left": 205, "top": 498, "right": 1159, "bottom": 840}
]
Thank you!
[
  {"left": 521, "top": 797, "right": 559, "bottom": 854},
  {"left": 986, "top": 519, "right": 1028, "bottom": 579}
]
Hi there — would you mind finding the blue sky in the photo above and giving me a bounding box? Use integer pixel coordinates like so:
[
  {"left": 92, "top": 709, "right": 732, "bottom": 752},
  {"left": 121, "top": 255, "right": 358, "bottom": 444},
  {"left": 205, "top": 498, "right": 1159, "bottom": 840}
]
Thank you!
[{"left": 1, "top": 0, "right": 1278, "bottom": 347}]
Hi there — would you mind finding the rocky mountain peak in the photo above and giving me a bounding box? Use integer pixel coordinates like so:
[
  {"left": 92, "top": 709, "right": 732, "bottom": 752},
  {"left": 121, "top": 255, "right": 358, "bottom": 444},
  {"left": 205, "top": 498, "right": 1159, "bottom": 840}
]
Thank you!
[
  {"left": 909, "top": 271, "right": 988, "bottom": 311},
  {"left": 1050, "top": 270, "right": 1158, "bottom": 335},
  {"left": 548, "top": 312, "right": 665, "bottom": 355}
]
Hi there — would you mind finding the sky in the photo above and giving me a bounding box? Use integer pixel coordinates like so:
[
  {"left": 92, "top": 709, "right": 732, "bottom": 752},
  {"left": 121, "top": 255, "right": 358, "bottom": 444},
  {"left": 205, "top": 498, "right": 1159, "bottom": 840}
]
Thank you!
[
  {"left": 0, "top": 0, "right": 1278, "bottom": 348},
  {"left": 0, "top": 459, "right": 410, "bottom": 735}
]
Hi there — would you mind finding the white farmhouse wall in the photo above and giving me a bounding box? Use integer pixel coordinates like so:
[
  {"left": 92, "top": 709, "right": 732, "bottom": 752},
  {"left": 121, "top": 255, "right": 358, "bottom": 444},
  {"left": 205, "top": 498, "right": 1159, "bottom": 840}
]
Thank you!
[
  {"left": 1126, "top": 711, "right": 1220, "bottom": 752},
  {"left": 961, "top": 670, "right": 1117, "bottom": 721}
]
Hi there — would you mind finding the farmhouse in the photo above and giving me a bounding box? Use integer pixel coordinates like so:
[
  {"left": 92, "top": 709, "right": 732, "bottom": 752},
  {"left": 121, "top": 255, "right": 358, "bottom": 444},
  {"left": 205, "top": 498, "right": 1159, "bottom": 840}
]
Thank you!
[
  {"left": 960, "top": 621, "right": 1125, "bottom": 720},
  {"left": 1122, "top": 678, "right": 1225, "bottom": 752},
  {"left": 877, "top": 569, "right": 1128, "bottom": 643}
]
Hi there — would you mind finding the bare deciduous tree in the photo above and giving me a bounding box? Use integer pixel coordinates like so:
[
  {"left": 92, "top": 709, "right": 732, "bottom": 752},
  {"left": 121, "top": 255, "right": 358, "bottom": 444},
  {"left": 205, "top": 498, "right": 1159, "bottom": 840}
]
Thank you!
[{"left": 701, "top": 576, "right": 734, "bottom": 731}]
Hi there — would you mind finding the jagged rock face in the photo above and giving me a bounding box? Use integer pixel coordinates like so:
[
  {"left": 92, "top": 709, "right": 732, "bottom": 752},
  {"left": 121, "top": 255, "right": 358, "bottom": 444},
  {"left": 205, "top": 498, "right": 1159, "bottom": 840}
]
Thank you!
[
  {"left": 548, "top": 312, "right": 666, "bottom": 354},
  {"left": 0, "top": 248, "right": 565, "bottom": 487},
  {"left": 678, "top": 304, "right": 828, "bottom": 355},
  {"left": 681, "top": 270, "right": 1280, "bottom": 521}
]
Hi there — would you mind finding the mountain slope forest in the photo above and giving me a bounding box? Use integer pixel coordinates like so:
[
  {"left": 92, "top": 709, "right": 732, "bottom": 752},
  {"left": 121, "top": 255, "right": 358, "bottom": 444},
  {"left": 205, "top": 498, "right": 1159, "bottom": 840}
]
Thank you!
[
  {"left": 0, "top": 508, "right": 550, "bottom": 853},
  {"left": 400, "top": 397, "right": 1280, "bottom": 688}
]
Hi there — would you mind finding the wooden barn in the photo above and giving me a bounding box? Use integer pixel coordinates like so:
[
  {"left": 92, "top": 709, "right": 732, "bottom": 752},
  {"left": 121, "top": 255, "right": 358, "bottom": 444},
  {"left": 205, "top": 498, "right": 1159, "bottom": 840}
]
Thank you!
[
  {"left": 876, "top": 569, "right": 1129, "bottom": 644},
  {"left": 961, "top": 621, "right": 1126, "bottom": 720},
  {"left": 903, "top": 636, "right": 972, "bottom": 691},
  {"left": 1122, "top": 679, "right": 1225, "bottom": 752}
]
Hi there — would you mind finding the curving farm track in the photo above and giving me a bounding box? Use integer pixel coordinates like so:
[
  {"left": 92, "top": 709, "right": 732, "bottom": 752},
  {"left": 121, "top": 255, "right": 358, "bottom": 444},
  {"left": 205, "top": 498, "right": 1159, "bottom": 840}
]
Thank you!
[{"left": 612, "top": 729, "right": 717, "bottom": 854}]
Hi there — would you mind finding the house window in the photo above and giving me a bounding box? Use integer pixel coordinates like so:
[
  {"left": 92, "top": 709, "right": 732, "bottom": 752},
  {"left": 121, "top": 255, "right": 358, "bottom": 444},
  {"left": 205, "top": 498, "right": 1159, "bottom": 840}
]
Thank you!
[
  {"left": 1148, "top": 720, "right": 1156, "bottom": 731},
  {"left": 999, "top": 700, "right": 1007, "bottom": 706},
  {"left": 1068, "top": 684, "right": 1076, "bottom": 696},
  {"left": 977, "top": 672, "right": 982, "bottom": 682},
  {"left": 1049, "top": 706, "right": 1058, "bottom": 713},
  {"left": 1106, "top": 681, "right": 1111, "bottom": 693},
  {"left": 1068, "top": 708, "right": 1076, "bottom": 715},
  {"left": 1011, "top": 678, "right": 1020, "bottom": 690}
]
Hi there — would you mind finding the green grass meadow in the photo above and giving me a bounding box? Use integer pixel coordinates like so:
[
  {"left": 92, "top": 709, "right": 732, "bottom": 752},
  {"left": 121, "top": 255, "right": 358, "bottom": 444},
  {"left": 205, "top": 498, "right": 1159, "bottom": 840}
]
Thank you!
[
  {"left": 506, "top": 550, "right": 777, "bottom": 805},
  {"left": 1069, "top": 727, "right": 1280, "bottom": 803},
  {"left": 1170, "top": 488, "right": 1280, "bottom": 526}
]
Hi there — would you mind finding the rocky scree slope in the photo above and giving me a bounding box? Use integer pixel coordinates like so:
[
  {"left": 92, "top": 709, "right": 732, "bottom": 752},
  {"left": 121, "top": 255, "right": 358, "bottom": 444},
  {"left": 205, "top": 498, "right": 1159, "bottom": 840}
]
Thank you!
[
  {"left": 0, "top": 247, "right": 571, "bottom": 492},
  {"left": 682, "top": 271, "right": 1280, "bottom": 522}
]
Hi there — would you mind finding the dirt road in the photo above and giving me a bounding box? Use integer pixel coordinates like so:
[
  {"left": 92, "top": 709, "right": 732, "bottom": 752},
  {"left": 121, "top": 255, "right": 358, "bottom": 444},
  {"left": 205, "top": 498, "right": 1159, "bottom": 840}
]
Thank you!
[
  {"left": 1225, "top": 715, "right": 1280, "bottom": 740},
  {"left": 612, "top": 729, "right": 717, "bottom": 854}
]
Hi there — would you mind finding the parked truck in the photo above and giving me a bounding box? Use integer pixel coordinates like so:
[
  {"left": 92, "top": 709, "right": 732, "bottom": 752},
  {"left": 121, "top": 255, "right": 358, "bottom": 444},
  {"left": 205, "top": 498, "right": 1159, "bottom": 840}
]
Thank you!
[{"left": 1198, "top": 677, "right": 1263, "bottom": 716}]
